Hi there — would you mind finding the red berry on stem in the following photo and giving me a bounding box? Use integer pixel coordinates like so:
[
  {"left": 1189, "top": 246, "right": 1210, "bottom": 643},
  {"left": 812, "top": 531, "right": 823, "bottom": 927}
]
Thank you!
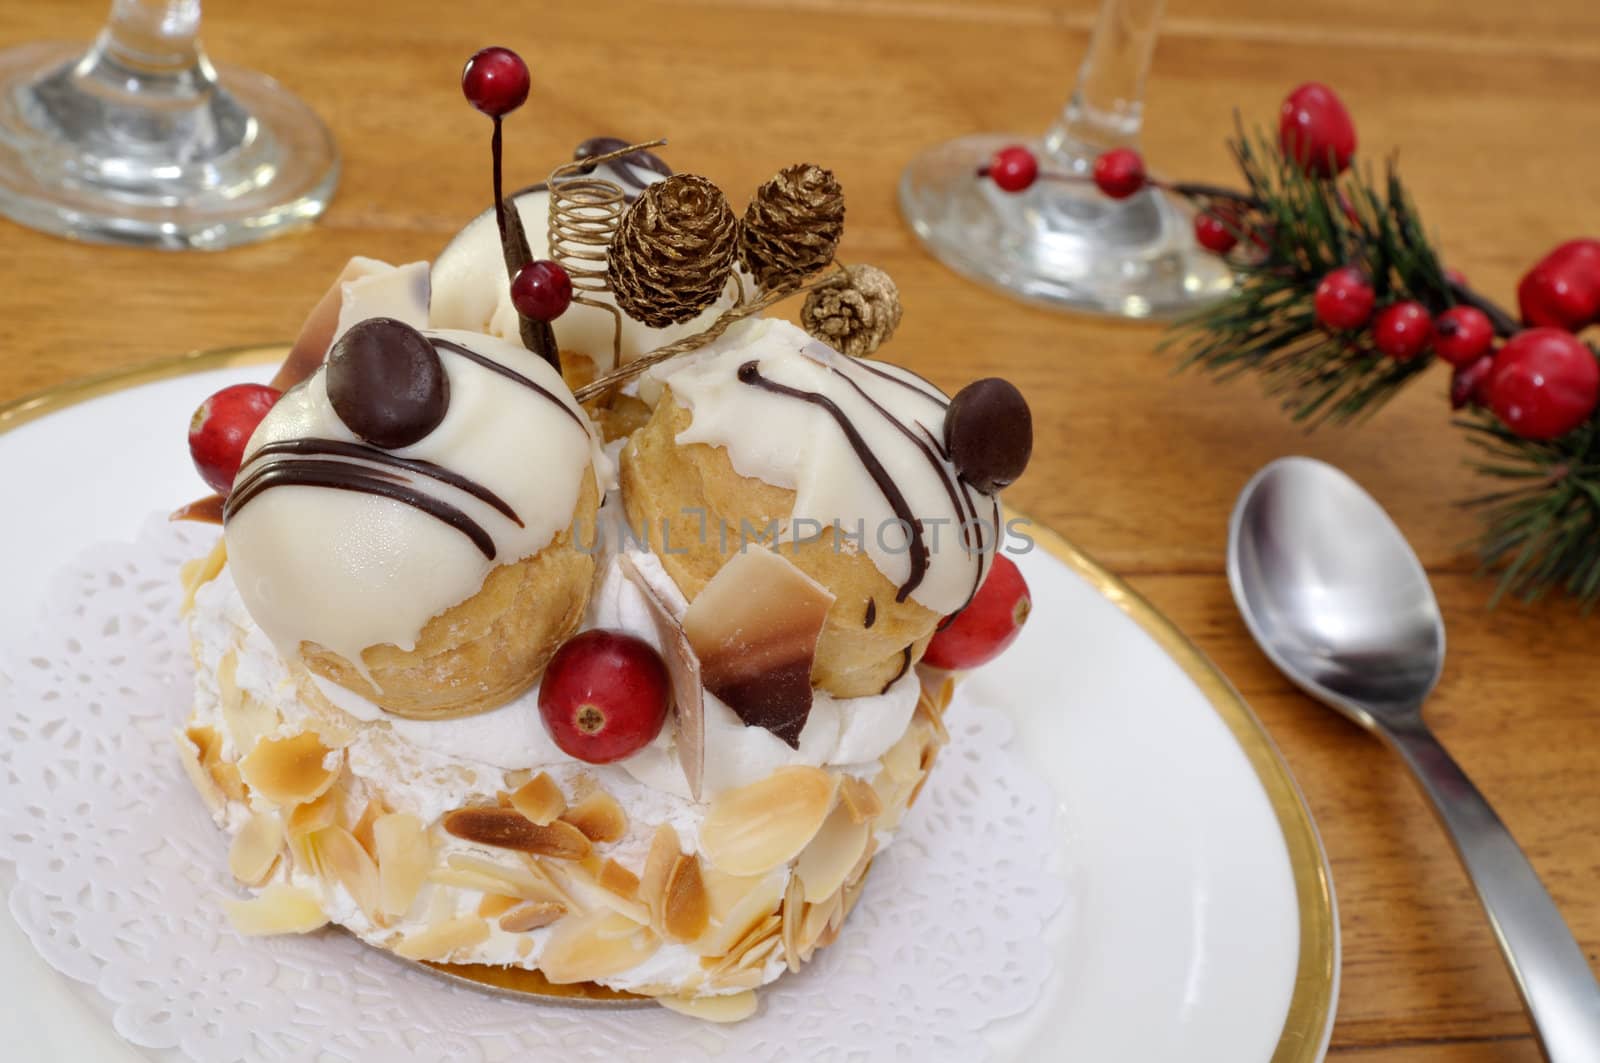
[
  {"left": 1487, "top": 328, "right": 1600, "bottom": 440},
  {"left": 1193, "top": 212, "right": 1238, "bottom": 254},
  {"left": 538, "top": 630, "right": 671, "bottom": 764},
  {"left": 1313, "top": 267, "right": 1375, "bottom": 330},
  {"left": 986, "top": 145, "right": 1038, "bottom": 193},
  {"left": 1092, "top": 148, "right": 1146, "bottom": 200},
  {"left": 511, "top": 260, "right": 573, "bottom": 322},
  {"left": 461, "top": 46, "right": 530, "bottom": 117},
  {"left": 1279, "top": 82, "right": 1357, "bottom": 177},
  {"left": 923, "top": 554, "right": 1031, "bottom": 671},
  {"left": 1450, "top": 354, "right": 1495, "bottom": 411},
  {"left": 1373, "top": 301, "right": 1433, "bottom": 360},
  {"left": 1432, "top": 305, "right": 1495, "bottom": 366},
  {"left": 1517, "top": 239, "right": 1600, "bottom": 331},
  {"left": 188, "top": 383, "right": 282, "bottom": 496}
]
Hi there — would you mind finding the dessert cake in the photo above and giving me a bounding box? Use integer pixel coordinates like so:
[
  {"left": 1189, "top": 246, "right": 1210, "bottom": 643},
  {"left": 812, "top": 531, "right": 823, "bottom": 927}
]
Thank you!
[{"left": 174, "top": 46, "right": 1034, "bottom": 1020}]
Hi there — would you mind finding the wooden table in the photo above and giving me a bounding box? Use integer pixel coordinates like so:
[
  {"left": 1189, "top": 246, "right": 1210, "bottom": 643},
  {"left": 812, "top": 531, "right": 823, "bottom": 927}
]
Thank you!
[{"left": 4, "top": 1, "right": 1598, "bottom": 1058}]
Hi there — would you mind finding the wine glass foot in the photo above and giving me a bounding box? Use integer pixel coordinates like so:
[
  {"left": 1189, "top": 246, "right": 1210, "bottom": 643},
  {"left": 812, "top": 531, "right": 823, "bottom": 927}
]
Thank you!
[
  {"left": 0, "top": 41, "right": 338, "bottom": 251},
  {"left": 900, "top": 133, "right": 1233, "bottom": 320}
]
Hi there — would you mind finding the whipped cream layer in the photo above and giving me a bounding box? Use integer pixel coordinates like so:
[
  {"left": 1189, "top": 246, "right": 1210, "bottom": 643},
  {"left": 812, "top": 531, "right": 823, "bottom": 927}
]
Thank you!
[
  {"left": 225, "top": 328, "right": 601, "bottom": 667},
  {"left": 430, "top": 184, "right": 736, "bottom": 373},
  {"left": 647, "top": 319, "right": 999, "bottom": 615}
]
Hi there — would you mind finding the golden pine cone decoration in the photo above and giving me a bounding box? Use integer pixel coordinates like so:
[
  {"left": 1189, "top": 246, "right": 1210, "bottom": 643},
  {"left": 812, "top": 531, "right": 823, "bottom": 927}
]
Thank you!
[
  {"left": 801, "top": 265, "right": 903, "bottom": 357},
  {"left": 608, "top": 174, "right": 739, "bottom": 329},
  {"left": 738, "top": 164, "right": 845, "bottom": 290}
]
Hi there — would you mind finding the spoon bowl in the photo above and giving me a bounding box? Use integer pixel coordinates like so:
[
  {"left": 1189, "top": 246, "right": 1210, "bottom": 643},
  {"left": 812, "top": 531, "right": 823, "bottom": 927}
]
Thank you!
[{"left": 1228, "top": 456, "right": 1444, "bottom": 722}]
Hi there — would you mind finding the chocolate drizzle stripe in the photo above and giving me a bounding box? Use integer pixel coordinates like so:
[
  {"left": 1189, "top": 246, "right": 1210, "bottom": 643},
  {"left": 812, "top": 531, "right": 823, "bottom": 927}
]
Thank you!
[
  {"left": 227, "top": 459, "right": 498, "bottom": 559},
  {"left": 882, "top": 645, "right": 913, "bottom": 694},
  {"left": 919, "top": 420, "right": 988, "bottom": 614},
  {"left": 864, "top": 598, "right": 877, "bottom": 629},
  {"left": 430, "top": 337, "right": 586, "bottom": 432},
  {"left": 853, "top": 359, "right": 950, "bottom": 408},
  {"left": 832, "top": 367, "right": 986, "bottom": 612},
  {"left": 244, "top": 438, "right": 522, "bottom": 527},
  {"left": 738, "top": 360, "right": 928, "bottom": 603}
]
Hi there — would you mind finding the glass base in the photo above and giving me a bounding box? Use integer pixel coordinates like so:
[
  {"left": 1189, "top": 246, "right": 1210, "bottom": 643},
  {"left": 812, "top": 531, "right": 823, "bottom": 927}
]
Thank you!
[
  {"left": 899, "top": 132, "right": 1233, "bottom": 320},
  {"left": 0, "top": 41, "right": 338, "bottom": 250}
]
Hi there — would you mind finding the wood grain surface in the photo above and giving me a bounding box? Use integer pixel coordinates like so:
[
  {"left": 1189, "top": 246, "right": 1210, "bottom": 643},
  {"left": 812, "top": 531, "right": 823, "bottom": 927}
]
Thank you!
[{"left": 3, "top": 1, "right": 1598, "bottom": 1058}]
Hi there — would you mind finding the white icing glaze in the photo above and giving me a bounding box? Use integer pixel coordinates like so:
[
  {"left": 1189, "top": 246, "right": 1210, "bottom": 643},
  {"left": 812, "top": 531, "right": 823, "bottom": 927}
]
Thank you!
[
  {"left": 332, "top": 258, "right": 431, "bottom": 341},
  {"left": 430, "top": 177, "right": 737, "bottom": 372},
  {"left": 648, "top": 318, "right": 998, "bottom": 615},
  {"left": 224, "top": 327, "right": 599, "bottom": 668}
]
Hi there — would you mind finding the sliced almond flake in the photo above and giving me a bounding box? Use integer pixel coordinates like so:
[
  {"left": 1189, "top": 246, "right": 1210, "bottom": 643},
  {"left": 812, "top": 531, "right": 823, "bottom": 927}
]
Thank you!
[
  {"left": 590, "top": 856, "right": 641, "bottom": 901},
  {"left": 509, "top": 772, "right": 566, "bottom": 826},
  {"left": 238, "top": 732, "right": 340, "bottom": 807},
  {"left": 640, "top": 823, "right": 681, "bottom": 929},
  {"left": 560, "top": 789, "right": 627, "bottom": 844},
  {"left": 225, "top": 884, "right": 327, "bottom": 935},
  {"left": 917, "top": 693, "right": 951, "bottom": 748},
  {"left": 175, "top": 729, "right": 224, "bottom": 814},
  {"left": 504, "top": 768, "right": 535, "bottom": 789},
  {"left": 734, "top": 934, "right": 782, "bottom": 972},
  {"left": 179, "top": 539, "right": 229, "bottom": 613},
  {"left": 846, "top": 836, "right": 879, "bottom": 889},
  {"left": 694, "top": 870, "right": 785, "bottom": 958},
  {"left": 374, "top": 813, "right": 432, "bottom": 919},
  {"left": 309, "top": 825, "right": 381, "bottom": 922},
  {"left": 699, "top": 766, "right": 837, "bottom": 876},
  {"left": 658, "top": 991, "right": 759, "bottom": 1023},
  {"left": 618, "top": 553, "right": 704, "bottom": 800},
  {"left": 564, "top": 857, "right": 650, "bottom": 925},
  {"left": 880, "top": 726, "right": 924, "bottom": 785},
  {"left": 478, "top": 893, "right": 523, "bottom": 919},
  {"left": 521, "top": 856, "right": 585, "bottom": 911},
  {"left": 708, "top": 914, "right": 781, "bottom": 976},
  {"left": 661, "top": 852, "right": 710, "bottom": 943},
  {"left": 443, "top": 808, "right": 592, "bottom": 860},
  {"left": 794, "top": 801, "right": 870, "bottom": 903},
  {"left": 836, "top": 775, "right": 883, "bottom": 824},
  {"left": 223, "top": 692, "right": 280, "bottom": 763},
  {"left": 780, "top": 874, "right": 804, "bottom": 972},
  {"left": 538, "top": 910, "right": 660, "bottom": 985},
  {"left": 918, "top": 668, "right": 956, "bottom": 715},
  {"left": 497, "top": 900, "right": 567, "bottom": 933},
  {"left": 516, "top": 936, "right": 535, "bottom": 958},
  {"left": 209, "top": 759, "right": 248, "bottom": 802},
  {"left": 228, "top": 811, "right": 285, "bottom": 887},
  {"left": 705, "top": 966, "right": 766, "bottom": 992},
  {"left": 434, "top": 852, "right": 562, "bottom": 904},
  {"left": 186, "top": 724, "right": 222, "bottom": 765},
  {"left": 393, "top": 916, "right": 490, "bottom": 961},
  {"left": 217, "top": 652, "right": 241, "bottom": 717},
  {"left": 351, "top": 796, "right": 388, "bottom": 859},
  {"left": 288, "top": 787, "right": 340, "bottom": 835},
  {"left": 797, "top": 893, "right": 841, "bottom": 960}
]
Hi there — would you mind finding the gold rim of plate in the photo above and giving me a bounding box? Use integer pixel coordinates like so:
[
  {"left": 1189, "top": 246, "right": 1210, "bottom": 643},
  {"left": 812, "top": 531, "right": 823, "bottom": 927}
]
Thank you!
[{"left": 0, "top": 348, "right": 1337, "bottom": 1058}]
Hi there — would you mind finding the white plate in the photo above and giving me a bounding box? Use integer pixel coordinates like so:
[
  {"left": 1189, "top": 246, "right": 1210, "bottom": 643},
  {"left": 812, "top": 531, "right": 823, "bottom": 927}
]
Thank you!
[{"left": 0, "top": 353, "right": 1337, "bottom": 1063}]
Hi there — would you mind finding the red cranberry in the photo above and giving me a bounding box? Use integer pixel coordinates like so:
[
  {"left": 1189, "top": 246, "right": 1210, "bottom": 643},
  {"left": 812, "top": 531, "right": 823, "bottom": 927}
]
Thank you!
[
  {"left": 188, "top": 383, "right": 282, "bottom": 496},
  {"left": 986, "top": 145, "right": 1039, "bottom": 193},
  {"left": 1313, "top": 267, "right": 1375, "bottom": 331},
  {"left": 461, "top": 46, "right": 530, "bottom": 118},
  {"left": 1373, "top": 301, "right": 1433, "bottom": 360},
  {"left": 1279, "top": 82, "right": 1357, "bottom": 177},
  {"left": 1487, "top": 328, "right": 1600, "bottom": 440},
  {"left": 538, "top": 631, "right": 671, "bottom": 764},
  {"left": 1517, "top": 239, "right": 1600, "bottom": 331},
  {"left": 923, "top": 554, "right": 1031, "bottom": 671},
  {"left": 511, "top": 260, "right": 574, "bottom": 322},
  {"left": 1432, "top": 306, "right": 1495, "bottom": 366},
  {"left": 1092, "top": 148, "right": 1146, "bottom": 200}
]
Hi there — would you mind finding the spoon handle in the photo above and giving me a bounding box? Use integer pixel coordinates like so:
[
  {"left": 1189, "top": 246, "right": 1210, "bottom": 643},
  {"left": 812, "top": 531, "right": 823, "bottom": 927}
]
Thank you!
[{"left": 1383, "top": 716, "right": 1600, "bottom": 1062}]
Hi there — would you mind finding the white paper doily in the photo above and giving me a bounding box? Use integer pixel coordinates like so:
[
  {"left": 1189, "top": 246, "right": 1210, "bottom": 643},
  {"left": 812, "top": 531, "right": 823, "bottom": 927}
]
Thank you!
[{"left": 0, "top": 517, "right": 1065, "bottom": 1063}]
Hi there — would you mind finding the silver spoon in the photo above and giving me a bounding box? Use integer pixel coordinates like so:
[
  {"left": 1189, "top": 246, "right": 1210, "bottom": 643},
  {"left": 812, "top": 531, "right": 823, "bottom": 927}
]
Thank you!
[{"left": 1228, "top": 456, "right": 1600, "bottom": 1062}]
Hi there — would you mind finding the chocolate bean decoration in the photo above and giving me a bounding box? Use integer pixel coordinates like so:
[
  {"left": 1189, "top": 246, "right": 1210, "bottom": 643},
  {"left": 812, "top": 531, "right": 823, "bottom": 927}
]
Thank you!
[
  {"left": 943, "top": 377, "right": 1032, "bottom": 495},
  {"left": 326, "top": 318, "right": 450, "bottom": 450}
]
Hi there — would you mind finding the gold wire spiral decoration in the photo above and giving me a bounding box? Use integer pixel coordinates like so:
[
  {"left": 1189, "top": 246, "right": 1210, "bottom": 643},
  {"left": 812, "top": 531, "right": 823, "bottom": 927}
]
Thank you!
[{"left": 546, "top": 139, "right": 667, "bottom": 368}]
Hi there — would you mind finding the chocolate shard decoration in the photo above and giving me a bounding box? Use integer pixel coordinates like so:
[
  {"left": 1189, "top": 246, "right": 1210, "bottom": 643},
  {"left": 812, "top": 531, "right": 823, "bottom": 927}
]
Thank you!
[
  {"left": 682, "top": 549, "right": 835, "bottom": 749},
  {"left": 170, "top": 493, "right": 225, "bottom": 525},
  {"left": 617, "top": 554, "right": 705, "bottom": 800}
]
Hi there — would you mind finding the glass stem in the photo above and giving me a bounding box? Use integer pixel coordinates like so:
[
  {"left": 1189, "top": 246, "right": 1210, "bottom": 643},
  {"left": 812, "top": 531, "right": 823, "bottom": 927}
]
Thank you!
[
  {"left": 75, "top": 0, "right": 214, "bottom": 107},
  {"left": 1044, "top": 0, "right": 1165, "bottom": 167}
]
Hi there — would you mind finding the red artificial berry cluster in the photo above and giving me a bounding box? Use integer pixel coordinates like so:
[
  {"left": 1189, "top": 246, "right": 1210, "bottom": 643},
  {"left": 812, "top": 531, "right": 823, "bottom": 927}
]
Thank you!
[
  {"left": 511, "top": 260, "right": 573, "bottom": 322},
  {"left": 1092, "top": 148, "right": 1146, "bottom": 200},
  {"left": 1279, "top": 83, "right": 1356, "bottom": 178},
  {"left": 923, "top": 554, "right": 1031, "bottom": 670},
  {"left": 1518, "top": 239, "right": 1600, "bottom": 331},
  {"left": 538, "top": 630, "right": 671, "bottom": 763},
  {"left": 461, "top": 46, "right": 530, "bottom": 117},
  {"left": 1486, "top": 328, "right": 1600, "bottom": 440},
  {"left": 985, "top": 145, "right": 1039, "bottom": 193},
  {"left": 188, "top": 383, "right": 283, "bottom": 495},
  {"left": 1193, "top": 212, "right": 1238, "bottom": 254},
  {"left": 1313, "top": 267, "right": 1375, "bottom": 330}
]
